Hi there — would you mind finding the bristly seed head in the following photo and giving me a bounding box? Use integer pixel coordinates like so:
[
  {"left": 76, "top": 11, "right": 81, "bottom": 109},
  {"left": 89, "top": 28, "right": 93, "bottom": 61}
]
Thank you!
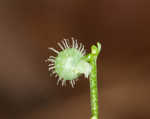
[{"left": 46, "top": 37, "right": 91, "bottom": 88}]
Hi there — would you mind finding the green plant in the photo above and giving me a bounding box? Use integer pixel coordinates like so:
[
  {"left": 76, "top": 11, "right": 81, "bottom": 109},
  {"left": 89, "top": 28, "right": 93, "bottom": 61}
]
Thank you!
[{"left": 46, "top": 38, "right": 101, "bottom": 119}]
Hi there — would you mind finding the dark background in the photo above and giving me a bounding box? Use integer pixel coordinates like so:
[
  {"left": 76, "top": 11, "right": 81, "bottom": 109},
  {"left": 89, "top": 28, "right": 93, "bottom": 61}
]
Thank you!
[{"left": 0, "top": 0, "right": 150, "bottom": 119}]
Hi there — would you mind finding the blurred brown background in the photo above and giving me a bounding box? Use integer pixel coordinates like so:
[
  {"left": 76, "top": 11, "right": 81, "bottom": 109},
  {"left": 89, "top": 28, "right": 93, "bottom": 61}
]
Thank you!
[{"left": 0, "top": 0, "right": 150, "bottom": 119}]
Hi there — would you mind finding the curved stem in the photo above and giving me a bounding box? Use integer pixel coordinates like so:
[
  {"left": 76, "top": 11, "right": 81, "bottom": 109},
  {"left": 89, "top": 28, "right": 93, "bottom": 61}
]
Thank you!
[{"left": 84, "top": 42, "right": 101, "bottom": 119}]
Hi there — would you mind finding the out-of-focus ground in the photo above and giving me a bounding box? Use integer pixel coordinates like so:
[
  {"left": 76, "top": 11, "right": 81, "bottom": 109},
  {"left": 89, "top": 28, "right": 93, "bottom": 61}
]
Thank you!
[{"left": 0, "top": 0, "right": 150, "bottom": 119}]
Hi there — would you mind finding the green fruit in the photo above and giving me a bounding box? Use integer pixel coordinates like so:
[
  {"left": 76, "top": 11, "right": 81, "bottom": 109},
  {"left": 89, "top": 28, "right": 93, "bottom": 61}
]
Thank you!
[{"left": 46, "top": 38, "right": 91, "bottom": 87}]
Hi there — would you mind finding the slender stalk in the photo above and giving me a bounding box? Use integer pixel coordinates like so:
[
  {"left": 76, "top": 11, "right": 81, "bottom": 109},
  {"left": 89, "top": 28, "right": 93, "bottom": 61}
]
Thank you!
[
  {"left": 84, "top": 42, "right": 101, "bottom": 119},
  {"left": 90, "top": 57, "right": 99, "bottom": 119}
]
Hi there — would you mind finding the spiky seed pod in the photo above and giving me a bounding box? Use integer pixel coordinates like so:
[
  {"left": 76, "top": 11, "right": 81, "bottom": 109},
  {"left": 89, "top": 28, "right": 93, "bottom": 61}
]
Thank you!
[{"left": 46, "top": 38, "right": 91, "bottom": 87}]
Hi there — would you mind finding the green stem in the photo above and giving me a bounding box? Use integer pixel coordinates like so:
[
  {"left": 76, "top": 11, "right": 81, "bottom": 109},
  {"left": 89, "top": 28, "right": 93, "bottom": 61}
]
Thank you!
[
  {"left": 84, "top": 42, "right": 101, "bottom": 119},
  {"left": 90, "top": 58, "right": 98, "bottom": 119}
]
